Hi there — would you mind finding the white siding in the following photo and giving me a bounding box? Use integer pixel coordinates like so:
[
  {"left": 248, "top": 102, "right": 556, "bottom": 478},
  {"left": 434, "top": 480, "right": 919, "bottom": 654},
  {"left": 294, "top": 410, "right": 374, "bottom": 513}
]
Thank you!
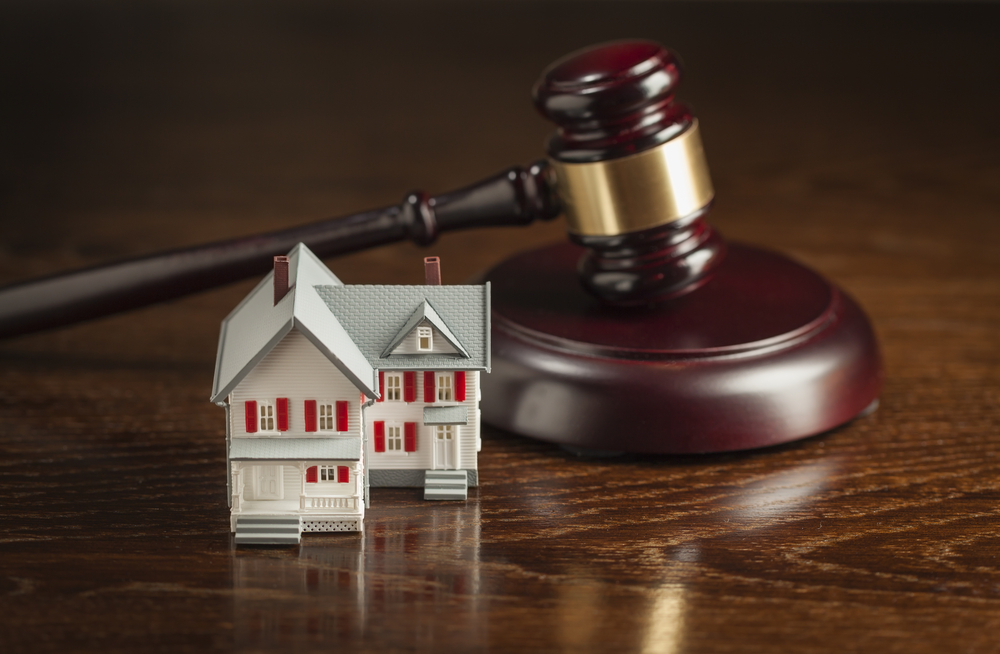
[
  {"left": 230, "top": 329, "right": 364, "bottom": 439},
  {"left": 366, "top": 371, "right": 479, "bottom": 471},
  {"left": 283, "top": 464, "right": 300, "bottom": 499}
]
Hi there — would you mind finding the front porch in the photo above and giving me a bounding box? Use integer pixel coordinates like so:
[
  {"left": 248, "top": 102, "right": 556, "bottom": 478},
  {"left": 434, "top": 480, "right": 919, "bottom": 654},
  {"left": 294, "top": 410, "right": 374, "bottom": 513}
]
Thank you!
[{"left": 229, "top": 456, "right": 364, "bottom": 534}]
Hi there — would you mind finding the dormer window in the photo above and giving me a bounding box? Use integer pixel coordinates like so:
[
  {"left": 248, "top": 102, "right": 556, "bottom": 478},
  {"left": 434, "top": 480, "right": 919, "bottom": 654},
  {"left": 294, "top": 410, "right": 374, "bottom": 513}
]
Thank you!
[
  {"left": 417, "top": 326, "right": 433, "bottom": 351},
  {"left": 380, "top": 303, "right": 468, "bottom": 358}
]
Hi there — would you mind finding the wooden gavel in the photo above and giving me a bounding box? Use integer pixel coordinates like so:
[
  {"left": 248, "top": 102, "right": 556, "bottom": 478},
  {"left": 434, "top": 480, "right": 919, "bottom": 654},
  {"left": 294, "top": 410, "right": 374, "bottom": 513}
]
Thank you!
[
  {"left": 0, "top": 39, "right": 883, "bottom": 454},
  {"left": 0, "top": 40, "right": 722, "bottom": 339}
]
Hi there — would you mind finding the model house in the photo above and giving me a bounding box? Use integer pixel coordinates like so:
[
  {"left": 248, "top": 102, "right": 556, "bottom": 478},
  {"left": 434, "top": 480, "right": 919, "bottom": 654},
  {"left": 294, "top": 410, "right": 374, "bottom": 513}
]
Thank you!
[{"left": 210, "top": 243, "right": 490, "bottom": 545}]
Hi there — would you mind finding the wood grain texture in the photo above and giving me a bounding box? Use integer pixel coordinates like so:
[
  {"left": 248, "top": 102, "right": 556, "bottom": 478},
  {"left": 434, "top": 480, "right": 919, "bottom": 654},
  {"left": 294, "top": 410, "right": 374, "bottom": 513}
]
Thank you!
[{"left": 1, "top": 2, "right": 999, "bottom": 652}]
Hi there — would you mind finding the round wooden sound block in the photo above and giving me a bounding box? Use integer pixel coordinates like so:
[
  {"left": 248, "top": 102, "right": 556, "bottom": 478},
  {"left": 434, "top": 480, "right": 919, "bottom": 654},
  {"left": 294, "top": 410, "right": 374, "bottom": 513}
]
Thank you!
[{"left": 481, "top": 242, "right": 883, "bottom": 454}]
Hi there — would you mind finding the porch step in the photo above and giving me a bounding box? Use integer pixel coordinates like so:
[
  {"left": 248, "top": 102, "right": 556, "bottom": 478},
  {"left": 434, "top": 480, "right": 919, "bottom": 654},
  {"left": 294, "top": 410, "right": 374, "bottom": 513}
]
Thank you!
[
  {"left": 424, "top": 470, "right": 468, "bottom": 501},
  {"left": 235, "top": 515, "right": 302, "bottom": 545}
]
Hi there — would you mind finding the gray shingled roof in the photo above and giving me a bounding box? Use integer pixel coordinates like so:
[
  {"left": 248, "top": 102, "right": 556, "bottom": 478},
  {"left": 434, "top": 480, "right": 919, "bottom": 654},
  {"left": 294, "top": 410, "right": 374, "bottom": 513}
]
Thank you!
[
  {"left": 211, "top": 243, "right": 490, "bottom": 407},
  {"left": 315, "top": 284, "right": 490, "bottom": 371},
  {"left": 423, "top": 406, "right": 469, "bottom": 425},
  {"left": 230, "top": 437, "right": 362, "bottom": 460}
]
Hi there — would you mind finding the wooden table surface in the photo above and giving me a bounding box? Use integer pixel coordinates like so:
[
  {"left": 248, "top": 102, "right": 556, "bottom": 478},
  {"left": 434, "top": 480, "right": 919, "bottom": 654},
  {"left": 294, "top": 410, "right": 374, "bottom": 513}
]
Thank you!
[{"left": 2, "top": 2, "right": 999, "bottom": 652}]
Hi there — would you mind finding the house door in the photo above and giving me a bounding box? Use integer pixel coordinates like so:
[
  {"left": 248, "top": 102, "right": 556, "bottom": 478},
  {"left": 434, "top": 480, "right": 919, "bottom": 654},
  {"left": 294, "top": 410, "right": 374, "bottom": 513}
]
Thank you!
[
  {"left": 253, "top": 465, "right": 284, "bottom": 500},
  {"left": 433, "top": 426, "right": 459, "bottom": 470}
]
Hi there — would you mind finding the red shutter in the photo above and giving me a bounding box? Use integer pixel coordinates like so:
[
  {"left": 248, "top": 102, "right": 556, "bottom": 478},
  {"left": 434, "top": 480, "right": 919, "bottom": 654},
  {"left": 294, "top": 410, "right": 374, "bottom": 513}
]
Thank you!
[
  {"left": 454, "top": 371, "right": 466, "bottom": 402},
  {"left": 306, "top": 466, "right": 317, "bottom": 483},
  {"left": 337, "top": 466, "right": 349, "bottom": 484},
  {"left": 424, "top": 371, "right": 436, "bottom": 403},
  {"left": 374, "top": 421, "right": 385, "bottom": 452},
  {"left": 404, "top": 371, "right": 416, "bottom": 402},
  {"left": 244, "top": 400, "right": 257, "bottom": 433},
  {"left": 276, "top": 397, "right": 289, "bottom": 431},
  {"left": 377, "top": 371, "right": 385, "bottom": 402},
  {"left": 404, "top": 422, "right": 417, "bottom": 452},
  {"left": 304, "top": 400, "right": 317, "bottom": 432},
  {"left": 336, "top": 401, "right": 348, "bottom": 432}
]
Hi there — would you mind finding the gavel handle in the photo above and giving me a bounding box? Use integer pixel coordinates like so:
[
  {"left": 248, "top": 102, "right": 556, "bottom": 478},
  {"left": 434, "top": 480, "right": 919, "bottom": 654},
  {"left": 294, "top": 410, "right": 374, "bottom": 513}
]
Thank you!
[{"left": 0, "top": 161, "right": 559, "bottom": 340}]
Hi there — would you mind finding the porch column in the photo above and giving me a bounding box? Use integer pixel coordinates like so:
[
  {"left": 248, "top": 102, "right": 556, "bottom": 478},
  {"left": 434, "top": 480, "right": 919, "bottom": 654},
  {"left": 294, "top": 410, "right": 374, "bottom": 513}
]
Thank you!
[{"left": 232, "top": 462, "right": 245, "bottom": 511}]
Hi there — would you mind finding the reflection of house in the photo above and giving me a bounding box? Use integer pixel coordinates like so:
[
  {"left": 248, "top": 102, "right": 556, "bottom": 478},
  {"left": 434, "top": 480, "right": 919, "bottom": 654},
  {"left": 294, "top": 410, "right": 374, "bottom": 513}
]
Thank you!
[
  {"left": 232, "top": 541, "right": 367, "bottom": 646},
  {"left": 211, "top": 243, "right": 490, "bottom": 545},
  {"left": 230, "top": 505, "right": 484, "bottom": 648}
]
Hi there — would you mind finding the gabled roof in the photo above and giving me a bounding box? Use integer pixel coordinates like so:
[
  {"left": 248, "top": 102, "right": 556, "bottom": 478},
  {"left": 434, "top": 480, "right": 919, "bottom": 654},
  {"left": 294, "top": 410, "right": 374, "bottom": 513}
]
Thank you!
[
  {"left": 380, "top": 300, "right": 470, "bottom": 358},
  {"left": 211, "top": 243, "right": 491, "bottom": 405},
  {"left": 315, "top": 284, "right": 490, "bottom": 372},
  {"left": 210, "top": 244, "right": 378, "bottom": 403}
]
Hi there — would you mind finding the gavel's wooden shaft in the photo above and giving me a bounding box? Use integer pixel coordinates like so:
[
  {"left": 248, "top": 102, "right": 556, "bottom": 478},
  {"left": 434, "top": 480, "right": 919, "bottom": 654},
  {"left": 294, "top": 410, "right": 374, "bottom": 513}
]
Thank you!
[{"left": 0, "top": 162, "right": 558, "bottom": 340}]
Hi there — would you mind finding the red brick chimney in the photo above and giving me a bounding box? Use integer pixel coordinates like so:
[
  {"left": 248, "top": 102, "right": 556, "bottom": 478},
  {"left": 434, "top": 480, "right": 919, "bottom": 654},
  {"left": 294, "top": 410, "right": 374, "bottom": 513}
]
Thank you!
[
  {"left": 273, "top": 256, "right": 290, "bottom": 305},
  {"left": 424, "top": 256, "right": 441, "bottom": 286}
]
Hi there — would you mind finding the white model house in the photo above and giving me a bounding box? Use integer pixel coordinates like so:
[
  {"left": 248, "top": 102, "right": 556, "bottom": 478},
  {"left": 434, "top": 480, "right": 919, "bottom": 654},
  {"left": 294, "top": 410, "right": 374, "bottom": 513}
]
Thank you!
[{"left": 210, "top": 243, "right": 490, "bottom": 545}]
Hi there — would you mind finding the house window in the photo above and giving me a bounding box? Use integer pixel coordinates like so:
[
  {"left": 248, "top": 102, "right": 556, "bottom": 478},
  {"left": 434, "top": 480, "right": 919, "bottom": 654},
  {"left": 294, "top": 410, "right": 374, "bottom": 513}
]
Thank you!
[
  {"left": 386, "top": 425, "right": 403, "bottom": 451},
  {"left": 417, "top": 326, "right": 433, "bottom": 351},
  {"left": 317, "top": 465, "right": 350, "bottom": 483},
  {"left": 318, "top": 403, "right": 335, "bottom": 431},
  {"left": 258, "top": 401, "right": 277, "bottom": 432},
  {"left": 436, "top": 425, "right": 455, "bottom": 441},
  {"left": 437, "top": 374, "right": 453, "bottom": 402},
  {"left": 316, "top": 401, "right": 349, "bottom": 431},
  {"left": 385, "top": 374, "right": 401, "bottom": 401}
]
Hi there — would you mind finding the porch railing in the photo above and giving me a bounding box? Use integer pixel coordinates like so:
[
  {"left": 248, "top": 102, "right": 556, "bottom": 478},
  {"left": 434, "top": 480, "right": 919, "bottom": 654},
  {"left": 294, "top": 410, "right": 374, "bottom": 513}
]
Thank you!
[{"left": 300, "top": 495, "right": 359, "bottom": 510}]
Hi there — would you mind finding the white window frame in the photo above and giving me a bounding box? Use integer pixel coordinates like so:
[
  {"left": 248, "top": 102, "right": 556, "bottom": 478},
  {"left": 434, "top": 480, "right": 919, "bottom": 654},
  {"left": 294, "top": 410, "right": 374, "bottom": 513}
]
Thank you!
[
  {"left": 317, "top": 402, "right": 336, "bottom": 432},
  {"left": 385, "top": 374, "right": 402, "bottom": 401},
  {"left": 436, "top": 373, "right": 453, "bottom": 402},
  {"left": 417, "top": 326, "right": 433, "bottom": 351},
  {"left": 435, "top": 425, "right": 456, "bottom": 441},
  {"left": 257, "top": 400, "right": 278, "bottom": 433},
  {"left": 386, "top": 423, "right": 404, "bottom": 452},
  {"left": 318, "top": 465, "right": 347, "bottom": 483}
]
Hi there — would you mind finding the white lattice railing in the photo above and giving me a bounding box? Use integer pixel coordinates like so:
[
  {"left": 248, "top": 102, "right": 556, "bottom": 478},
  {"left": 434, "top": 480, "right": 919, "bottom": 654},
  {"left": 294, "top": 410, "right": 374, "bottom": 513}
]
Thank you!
[{"left": 300, "top": 495, "right": 358, "bottom": 510}]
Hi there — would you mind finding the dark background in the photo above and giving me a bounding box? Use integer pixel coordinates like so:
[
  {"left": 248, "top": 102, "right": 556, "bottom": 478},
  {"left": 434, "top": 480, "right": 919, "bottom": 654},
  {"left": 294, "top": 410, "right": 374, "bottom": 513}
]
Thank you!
[{"left": 1, "top": 2, "right": 999, "bottom": 652}]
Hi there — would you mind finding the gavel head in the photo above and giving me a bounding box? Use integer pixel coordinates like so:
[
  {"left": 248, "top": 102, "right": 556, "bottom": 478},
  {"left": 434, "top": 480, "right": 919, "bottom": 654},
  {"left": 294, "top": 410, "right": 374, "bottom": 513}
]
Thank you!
[{"left": 534, "top": 40, "right": 726, "bottom": 306}]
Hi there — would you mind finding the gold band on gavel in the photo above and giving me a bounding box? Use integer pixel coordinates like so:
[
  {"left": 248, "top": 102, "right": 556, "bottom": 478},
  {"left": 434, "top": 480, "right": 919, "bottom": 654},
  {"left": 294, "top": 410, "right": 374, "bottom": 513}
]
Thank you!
[{"left": 550, "top": 120, "right": 714, "bottom": 237}]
